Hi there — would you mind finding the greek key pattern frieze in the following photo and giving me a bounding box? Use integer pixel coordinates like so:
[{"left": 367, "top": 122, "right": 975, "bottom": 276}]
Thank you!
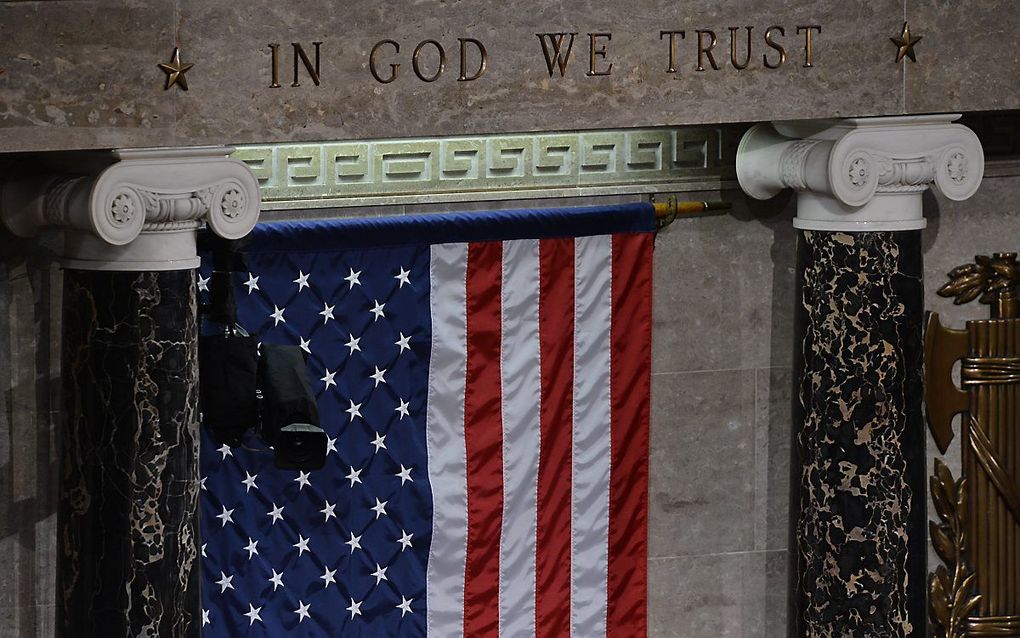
[{"left": 233, "top": 127, "right": 728, "bottom": 209}]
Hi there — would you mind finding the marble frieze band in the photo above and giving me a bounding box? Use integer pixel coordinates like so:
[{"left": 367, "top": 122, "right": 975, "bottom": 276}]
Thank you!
[{"left": 232, "top": 127, "right": 736, "bottom": 210}]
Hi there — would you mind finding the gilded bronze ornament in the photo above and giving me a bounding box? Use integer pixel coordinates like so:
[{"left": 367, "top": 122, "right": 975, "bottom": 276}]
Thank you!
[
  {"left": 891, "top": 22, "right": 922, "bottom": 63},
  {"left": 929, "top": 459, "right": 981, "bottom": 638},
  {"left": 926, "top": 252, "right": 1020, "bottom": 637},
  {"left": 158, "top": 47, "right": 194, "bottom": 91}
]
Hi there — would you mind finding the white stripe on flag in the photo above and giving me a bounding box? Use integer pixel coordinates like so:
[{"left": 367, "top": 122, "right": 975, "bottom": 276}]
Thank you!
[
  {"left": 426, "top": 242, "right": 469, "bottom": 638},
  {"left": 498, "top": 239, "right": 541, "bottom": 638},
  {"left": 571, "top": 234, "right": 613, "bottom": 637}
]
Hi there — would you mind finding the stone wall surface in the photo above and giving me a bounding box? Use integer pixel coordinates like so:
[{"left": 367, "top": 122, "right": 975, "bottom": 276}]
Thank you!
[
  {"left": 2, "top": 0, "right": 1019, "bottom": 152},
  {"left": 0, "top": 168, "right": 1018, "bottom": 636}
]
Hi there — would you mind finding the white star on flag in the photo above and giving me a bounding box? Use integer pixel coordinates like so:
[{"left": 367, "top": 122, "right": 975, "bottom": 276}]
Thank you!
[
  {"left": 267, "top": 503, "right": 284, "bottom": 525},
  {"left": 215, "top": 571, "right": 234, "bottom": 593},
  {"left": 320, "top": 368, "right": 336, "bottom": 390},
  {"left": 294, "top": 600, "right": 311, "bottom": 623},
  {"left": 395, "top": 398, "right": 410, "bottom": 420},
  {"left": 344, "top": 268, "right": 362, "bottom": 289},
  {"left": 216, "top": 505, "right": 234, "bottom": 527},
  {"left": 326, "top": 436, "right": 337, "bottom": 455},
  {"left": 241, "top": 472, "right": 258, "bottom": 492},
  {"left": 293, "top": 270, "right": 311, "bottom": 291},
  {"left": 345, "top": 333, "right": 361, "bottom": 354},
  {"left": 395, "top": 465, "right": 413, "bottom": 485},
  {"left": 347, "top": 599, "right": 362, "bottom": 619},
  {"left": 200, "top": 477, "right": 207, "bottom": 491},
  {"left": 320, "top": 565, "right": 337, "bottom": 588},
  {"left": 202, "top": 608, "right": 210, "bottom": 626},
  {"left": 371, "top": 498, "right": 388, "bottom": 519},
  {"left": 395, "top": 332, "right": 411, "bottom": 353},
  {"left": 268, "top": 569, "right": 284, "bottom": 591},
  {"left": 394, "top": 266, "right": 411, "bottom": 288},
  {"left": 244, "top": 537, "right": 259, "bottom": 559},
  {"left": 244, "top": 273, "right": 260, "bottom": 294},
  {"left": 244, "top": 603, "right": 262, "bottom": 626},
  {"left": 217, "top": 444, "right": 233, "bottom": 460},
  {"left": 397, "top": 529, "right": 413, "bottom": 551},
  {"left": 346, "top": 400, "right": 363, "bottom": 421},
  {"left": 320, "top": 501, "right": 336, "bottom": 522},
  {"left": 197, "top": 274, "right": 210, "bottom": 292},
  {"left": 371, "top": 563, "right": 389, "bottom": 585},
  {"left": 396, "top": 596, "right": 413, "bottom": 617},
  {"left": 346, "top": 531, "right": 362, "bottom": 553},
  {"left": 294, "top": 471, "right": 311, "bottom": 490},
  {"left": 369, "top": 299, "right": 386, "bottom": 321},
  {"left": 346, "top": 466, "right": 363, "bottom": 486},
  {"left": 371, "top": 432, "right": 387, "bottom": 453},
  {"left": 319, "top": 302, "right": 335, "bottom": 323},
  {"left": 293, "top": 535, "right": 311, "bottom": 556},
  {"left": 269, "top": 305, "right": 286, "bottom": 325},
  {"left": 299, "top": 336, "right": 311, "bottom": 354},
  {"left": 201, "top": 543, "right": 207, "bottom": 557},
  {"left": 370, "top": 365, "right": 387, "bottom": 387}
]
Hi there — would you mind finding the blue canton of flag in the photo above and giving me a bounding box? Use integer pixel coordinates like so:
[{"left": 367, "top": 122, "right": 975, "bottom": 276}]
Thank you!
[{"left": 199, "top": 242, "right": 433, "bottom": 637}]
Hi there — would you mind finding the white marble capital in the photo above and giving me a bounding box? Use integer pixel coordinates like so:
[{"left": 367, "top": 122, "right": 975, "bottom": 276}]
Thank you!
[
  {"left": 736, "top": 115, "right": 984, "bottom": 231},
  {"left": 0, "top": 146, "right": 260, "bottom": 270}
]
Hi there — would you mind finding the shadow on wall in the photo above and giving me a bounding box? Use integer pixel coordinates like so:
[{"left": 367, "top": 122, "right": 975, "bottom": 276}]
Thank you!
[
  {"left": 753, "top": 189, "right": 797, "bottom": 636},
  {"left": 0, "top": 224, "right": 62, "bottom": 636}
]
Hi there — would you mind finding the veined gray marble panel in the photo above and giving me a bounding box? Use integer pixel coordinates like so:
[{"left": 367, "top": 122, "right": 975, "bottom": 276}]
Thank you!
[
  {"left": 174, "top": 0, "right": 904, "bottom": 146},
  {"left": 648, "top": 550, "right": 787, "bottom": 637},
  {"left": 649, "top": 368, "right": 756, "bottom": 557},
  {"left": 651, "top": 189, "right": 796, "bottom": 373},
  {"left": 2, "top": 0, "right": 910, "bottom": 152},
  {"left": 0, "top": 0, "right": 176, "bottom": 152},
  {"left": 905, "top": 1, "right": 1020, "bottom": 114},
  {"left": 754, "top": 366, "right": 792, "bottom": 552},
  {"left": 0, "top": 234, "right": 61, "bottom": 638}
]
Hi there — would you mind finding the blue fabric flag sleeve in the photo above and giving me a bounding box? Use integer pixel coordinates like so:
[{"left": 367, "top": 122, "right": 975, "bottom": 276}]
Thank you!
[{"left": 241, "top": 202, "right": 655, "bottom": 253}]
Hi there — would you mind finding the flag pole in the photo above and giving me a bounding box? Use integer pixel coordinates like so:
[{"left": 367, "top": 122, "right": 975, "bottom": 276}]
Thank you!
[{"left": 653, "top": 196, "right": 731, "bottom": 229}]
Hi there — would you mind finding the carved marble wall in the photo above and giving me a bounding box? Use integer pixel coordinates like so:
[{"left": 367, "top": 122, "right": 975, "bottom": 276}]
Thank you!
[{"left": 2, "top": 0, "right": 1019, "bottom": 153}]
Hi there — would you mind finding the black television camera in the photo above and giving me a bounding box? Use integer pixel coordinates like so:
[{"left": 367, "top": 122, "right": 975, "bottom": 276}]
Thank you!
[{"left": 197, "top": 233, "right": 327, "bottom": 471}]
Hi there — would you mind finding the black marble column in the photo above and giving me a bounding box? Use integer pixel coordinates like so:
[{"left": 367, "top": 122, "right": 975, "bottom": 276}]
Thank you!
[
  {"left": 58, "top": 269, "right": 200, "bottom": 637},
  {"left": 791, "top": 230, "right": 927, "bottom": 637}
]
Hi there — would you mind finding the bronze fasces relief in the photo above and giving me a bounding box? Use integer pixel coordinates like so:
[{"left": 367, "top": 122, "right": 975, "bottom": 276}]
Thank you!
[{"left": 926, "top": 253, "right": 1020, "bottom": 638}]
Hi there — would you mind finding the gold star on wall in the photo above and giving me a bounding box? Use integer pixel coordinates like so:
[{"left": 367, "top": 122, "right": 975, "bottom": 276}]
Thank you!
[
  {"left": 891, "top": 22, "right": 922, "bottom": 63},
  {"left": 158, "top": 47, "right": 194, "bottom": 90}
]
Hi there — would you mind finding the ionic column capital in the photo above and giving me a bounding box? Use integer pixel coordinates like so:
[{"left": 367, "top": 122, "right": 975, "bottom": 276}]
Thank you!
[
  {"left": 736, "top": 115, "right": 984, "bottom": 231},
  {"left": 1, "top": 146, "right": 260, "bottom": 270}
]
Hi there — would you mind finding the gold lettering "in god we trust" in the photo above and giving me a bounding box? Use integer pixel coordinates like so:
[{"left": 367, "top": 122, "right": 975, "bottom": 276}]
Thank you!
[{"left": 265, "top": 24, "right": 822, "bottom": 88}]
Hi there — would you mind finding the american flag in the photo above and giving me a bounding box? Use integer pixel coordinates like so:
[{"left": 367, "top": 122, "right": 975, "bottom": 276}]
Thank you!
[{"left": 199, "top": 205, "right": 654, "bottom": 637}]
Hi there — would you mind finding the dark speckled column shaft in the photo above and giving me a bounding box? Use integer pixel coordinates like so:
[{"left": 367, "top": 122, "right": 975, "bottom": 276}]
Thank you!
[
  {"left": 58, "top": 269, "right": 200, "bottom": 637},
  {"left": 791, "top": 230, "right": 927, "bottom": 638}
]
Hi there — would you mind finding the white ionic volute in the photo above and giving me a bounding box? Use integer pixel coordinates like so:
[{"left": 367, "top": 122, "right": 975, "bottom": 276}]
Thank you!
[
  {"left": 736, "top": 115, "right": 984, "bottom": 231},
  {"left": 0, "top": 147, "right": 260, "bottom": 270}
]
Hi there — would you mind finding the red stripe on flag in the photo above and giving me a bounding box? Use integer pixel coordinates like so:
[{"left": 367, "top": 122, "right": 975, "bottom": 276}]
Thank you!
[
  {"left": 606, "top": 233, "right": 652, "bottom": 637},
  {"left": 463, "top": 241, "right": 505, "bottom": 638},
  {"left": 536, "top": 238, "right": 574, "bottom": 638}
]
